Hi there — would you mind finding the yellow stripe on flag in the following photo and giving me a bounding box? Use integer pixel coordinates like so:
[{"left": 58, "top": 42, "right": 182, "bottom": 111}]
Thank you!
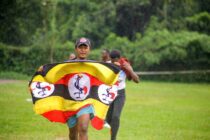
[
  {"left": 34, "top": 96, "right": 109, "bottom": 119},
  {"left": 44, "top": 62, "right": 118, "bottom": 85},
  {"left": 32, "top": 75, "right": 48, "bottom": 82}
]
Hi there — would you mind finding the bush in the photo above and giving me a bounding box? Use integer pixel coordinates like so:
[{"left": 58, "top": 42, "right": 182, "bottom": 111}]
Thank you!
[
  {"left": 133, "top": 30, "right": 210, "bottom": 71},
  {"left": 186, "top": 12, "right": 210, "bottom": 35},
  {"left": 0, "top": 30, "right": 210, "bottom": 82},
  {"left": 0, "top": 71, "right": 30, "bottom": 80},
  {"left": 0, "top": 42, "right": 75, "bottom": 75}
]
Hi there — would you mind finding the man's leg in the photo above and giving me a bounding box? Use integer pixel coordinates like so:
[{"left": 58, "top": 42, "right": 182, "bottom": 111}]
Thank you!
[
  {"left": 106, "top": 101, "right": 114, "bottom": 125},
  {"left": 110, "top": 92, "right": 125, "bottom": 140},
  {"left": 77, "top": 114, "right": 90, "bottom": 140},
  {"left": 69, "top": 124, "right": 78, "bottom": 140}
]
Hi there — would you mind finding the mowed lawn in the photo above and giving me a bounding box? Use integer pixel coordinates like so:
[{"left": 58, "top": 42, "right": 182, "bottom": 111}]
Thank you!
[{"left": 0, "top": 80, "right": 209, "bottom": 140}]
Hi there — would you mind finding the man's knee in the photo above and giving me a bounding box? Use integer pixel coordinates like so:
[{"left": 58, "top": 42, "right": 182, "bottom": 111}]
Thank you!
[
  {"left": 78, "top": 123, "right": 88, "bottom": 134},
  {"left": 77, "top": 114, "right": 90, "bottom": 134}
]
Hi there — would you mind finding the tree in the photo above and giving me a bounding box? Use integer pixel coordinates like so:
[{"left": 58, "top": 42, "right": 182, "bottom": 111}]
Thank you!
[
  {"left": 56, "top": 0, "right": 116, "bottom": 47},
  {"left": 0, "top": 0, "right": 44, "bottom": 46},
  {"left": 115, "top": 0, "right": 158, "bottom": 39},
  {"left": 186, "top": 12, "right": 210, "bottom": 35}
]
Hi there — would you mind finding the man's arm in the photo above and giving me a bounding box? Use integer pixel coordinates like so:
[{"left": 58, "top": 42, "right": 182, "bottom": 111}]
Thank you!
[{"left": 122, "top": 62, "right": 139, "bottom": 83}]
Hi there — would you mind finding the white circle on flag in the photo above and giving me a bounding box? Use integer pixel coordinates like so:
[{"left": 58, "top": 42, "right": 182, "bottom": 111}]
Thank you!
[
  {"left": 98, "top": 84, "right": 118, "bottom": 104},
  {"left": 68, "top": 74, "right": 90, "bottom": 100},
  {"left": 30, "top": 82, "right": 55, "bottom": 98}
]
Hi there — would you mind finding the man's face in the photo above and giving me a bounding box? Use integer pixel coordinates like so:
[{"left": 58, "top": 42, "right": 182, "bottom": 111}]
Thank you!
[
  {"left": 111, "top": 58, "right": 119, "bottom": 63},
  {"left": 75, "top": 45, "right": 90, "bottom": 59},
  {"left": 111, "top": 57, "right": 120, "bottom": 66},
  {"left": 101, "top": 51, "right": 108, "bottom": 58}
]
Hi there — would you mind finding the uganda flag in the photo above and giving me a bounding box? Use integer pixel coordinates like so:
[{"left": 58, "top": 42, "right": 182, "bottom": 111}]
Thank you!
[{"left": 29, "top": 60, "right": 120, "bottom": 130}]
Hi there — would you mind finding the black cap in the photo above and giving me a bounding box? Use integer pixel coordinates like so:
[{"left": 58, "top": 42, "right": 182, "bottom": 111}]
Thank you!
[
  {"left": 75, "top": 37, "right": 91, "bottom": 48},
  {"left": 110, "top": 50, "right": 121, "bottom": 59}
]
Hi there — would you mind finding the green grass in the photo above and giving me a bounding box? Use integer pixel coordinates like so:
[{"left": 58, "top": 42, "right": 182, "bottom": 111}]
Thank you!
[{"left": 0, "top": 81, "right": 209, "bottom": 140}]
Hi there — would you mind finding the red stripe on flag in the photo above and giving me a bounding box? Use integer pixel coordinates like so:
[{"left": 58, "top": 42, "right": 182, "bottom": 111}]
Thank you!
[
  {"left": 90, "top": 75, "right": 104, "bottom": 86},
  {"left": 91, "top": 116, "right": 104, "bottom": 130},
  {"left": 42, "top": 104, "right": 92, "bottom": 123},
  {"left": 55, "top": 74, "right": 75, "bottom": 86},
  {"left": 42, "top": 110, "right": 68, "bottom": 123},
  {"left": 54, "top": 73, "right": 104, "bottom": 86}
]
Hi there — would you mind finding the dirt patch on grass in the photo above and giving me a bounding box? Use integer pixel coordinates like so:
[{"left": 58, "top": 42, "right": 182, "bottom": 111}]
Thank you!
[{"left": 0, "top": 79, "right": 24, "bottom": 84}]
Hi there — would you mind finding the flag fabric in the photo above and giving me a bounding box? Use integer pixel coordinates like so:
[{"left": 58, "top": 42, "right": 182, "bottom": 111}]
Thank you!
[{"left": 29, "top": 60, "right": 120, "bottom": 130}]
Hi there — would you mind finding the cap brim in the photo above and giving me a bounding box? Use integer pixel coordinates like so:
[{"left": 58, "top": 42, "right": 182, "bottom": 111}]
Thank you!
[{"left": 76, "top": 43, "right": 90, "bottom": 47}]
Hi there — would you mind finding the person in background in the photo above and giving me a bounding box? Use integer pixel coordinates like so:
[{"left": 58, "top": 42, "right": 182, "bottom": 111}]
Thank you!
[
  {"left": 69, "top": 53, "right": 76, "bottom": 60},
  {"left": 106, "top": 49, "right": 139, "bottom": 140},
  {"left": 67, "top": 37, "right": 94, "bottom": 140},
  {"left": 101, "top": 49, "right": 111, "bottom": 63}
]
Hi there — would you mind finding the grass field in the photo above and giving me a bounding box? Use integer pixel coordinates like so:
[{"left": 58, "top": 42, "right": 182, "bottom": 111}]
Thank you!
[{"left": 0, "top": 80, "right": 209, "bottom": 140}]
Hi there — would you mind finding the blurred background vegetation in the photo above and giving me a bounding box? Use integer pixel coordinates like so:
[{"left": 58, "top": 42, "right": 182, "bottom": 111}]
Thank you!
[{"left": 0, "top": 0, "right": 210, "bottom": 82}]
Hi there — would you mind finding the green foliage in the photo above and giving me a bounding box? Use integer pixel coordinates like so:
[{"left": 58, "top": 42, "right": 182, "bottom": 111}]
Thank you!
[
  {"left": 0, "top": 0, "right": 210, "bottom": 82},
  {"left": 89, "top": 49, "right": 101, "bottom": 61},
  {"left": 0, "top": 42, "right": 75, "bottom": 75},
  {"left": 0, "top": 43, "right": 27, "bottom": 71},
  {"left": 50, "top": 41, "right": 75, "bottom": 62},
  {"left": 101, "top": 33, "right": 134, "bottom": 58},
  {"left": 56, "top": 0, "right": 116, "bottom": 47},
  {"left": 103, "top": 33, "right": 130, "bottom": 48},
  {"left": 186, "top": 12, "right": 210, "bottom": 35},
  {"left": 100, "top": 29, "right": 210, "bottom": 72},
  {"left": 0, "top": 0, "right": 209, "bottom": 46},
  {"left": 132, "top": 17, "right": 210, "bottom": 70},
  {"left": 0, "top": 0, "right": 44, "bottom": 46},
  {"left": 198, "top": 0, "right": 210, "bottom": 12},
  {"left": 115, "top": 0, "right": 155, "bottom": 39},
  {"left": 0, "top": 71, "right": 29, "bottom": 80}
]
